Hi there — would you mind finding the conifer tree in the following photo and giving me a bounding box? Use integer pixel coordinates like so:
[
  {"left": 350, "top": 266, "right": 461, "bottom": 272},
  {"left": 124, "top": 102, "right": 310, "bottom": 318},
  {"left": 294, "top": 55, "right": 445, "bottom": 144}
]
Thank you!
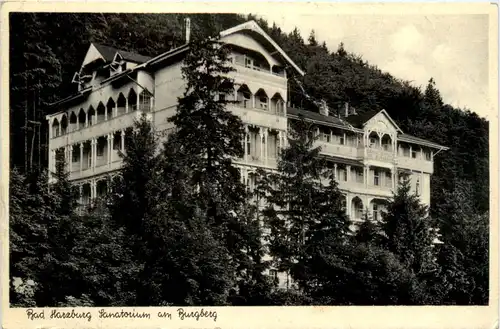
[
  {"left": 260, "top": 118, "right": 324, "bottom": 277},
  {"left": 167, "top": 36, "right": 257, "bottom": 289},
  {"left": 355, "top": 212, "right": 381, "bottom": 245},
  {"left": 108, "top": 114, "right": 163, "bottom": 304},
  {"left": 380, "top": 173, "right": 438, "bottom": 277}
]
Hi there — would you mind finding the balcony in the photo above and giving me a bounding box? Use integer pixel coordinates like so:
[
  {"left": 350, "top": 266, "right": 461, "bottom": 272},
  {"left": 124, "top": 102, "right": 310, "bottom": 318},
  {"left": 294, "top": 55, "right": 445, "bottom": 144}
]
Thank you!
[
  {"left": 364, "top": 147, "right": 395, "bottom": 163},
  {"left": 337, "top": 179, "right": 393, "bottom": 197},
  {"left": 69, "top": 159, "right": 123, "bottom": 181},
  {"left": 50, "top": 110, "right": 148, "bottom": 150},
  {"left": 227, "top": 103, "right": 287, "bottom": 130},
  {"left": 318, "top": 142, "right": 360, "bottom": 159},
  {"left": 396, "top": 156, "right": 434, "bottom": 174},
  {"left": 230, "top": 61, "right": 285, "bottom": 86},
  {"left": 234, "top": 154, "right": 277, "bottom": 169}
]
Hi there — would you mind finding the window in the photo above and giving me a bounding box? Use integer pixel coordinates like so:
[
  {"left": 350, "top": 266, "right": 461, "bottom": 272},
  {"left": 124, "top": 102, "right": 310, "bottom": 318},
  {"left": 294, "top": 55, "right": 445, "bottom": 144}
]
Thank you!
[
  {"left": 370, "top": 138, "right": 376, "bottom": 148},
  {"left": 322, "top": 132, "right": 330, "bottom": 143},
  {"left": 355, "top": 202, "right": 363, "bottom": 219},
  {"left": 72, "top": 149, "right": 78, "bottom": 163},
  {"left": 97, "top": 143, "right": 104, "bottom": 157},
  {"left": 411, "top": 149, "right": 418, "bottom": 159},
  {"left": 248, "top": 175, "right": 256, "bottom": 192},
  {"left": 339, "top": 168, "right": 347, "bottom": 182},
  {"left": 340, "top": 135, "right": 345, "bottom": 145},
  {"left": 113, "top": 137, "right": 121, "bottom": 150},
  {"left": 259, "top": 97, "right": 268, "bottom": 109},
  {"left": 385, "top": 172, "right": 392, "bottom": 187},
  {"left": 356, "top": 168, "right": 363, "bottom": 183},
  {"left": 424, "top": 150, "right": 432, "bottom": 161},
  {"left": 139, "top": 91, "right": 151, "bottom": 112},
  {"left": 374, "top": 170, "right": 380, "bottom": 186},
  {"left": 373, "top": 204, "right": 379, "bottom": 221},
  {"left": 219, "top": 93, "right": 226, "bottom": 102},
  {"left": 246, "top": 133, "right": 252, "bottom": 156}
]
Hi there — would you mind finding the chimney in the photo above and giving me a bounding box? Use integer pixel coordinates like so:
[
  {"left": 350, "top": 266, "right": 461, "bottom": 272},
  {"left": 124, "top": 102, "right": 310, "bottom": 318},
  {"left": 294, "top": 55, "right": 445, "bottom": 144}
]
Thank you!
[
  {"left": 185, "top": 17, "right": 191, "bottom": 44},
  {"left": 319, "top": 99, "right": 329, "bottom": 116},
  {"left": 344, "top": 102, "right": 349, "bottom": 117}
]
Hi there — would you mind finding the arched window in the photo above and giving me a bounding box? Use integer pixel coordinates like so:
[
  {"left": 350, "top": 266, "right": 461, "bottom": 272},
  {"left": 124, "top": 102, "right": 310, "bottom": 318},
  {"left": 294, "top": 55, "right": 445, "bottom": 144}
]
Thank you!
[
  {"left": 96, "top": 102, "right": 106, "bottom": 123},
  {"left": 117, "top": 93, "right": 126, "bottom": 116},
  {"left": 60, "top": 115, "right": 68, "bottom": 135},
  {"left": 52, "top": 118, "right": 60, "bottom": 138},
  {"left": 69, "top": 112, "right": 77, "bottom": 132},
  {"left": 351, "top": 197, "right": 364, "bottom": 220},
  {"left": 381, "top": 134, "right": 392, "bottom": 151},
  {"left": 271, "top": 93, "right": 285, "bottom": 115},
  {"left": 368, "top": 131, "right": 379, "bottom": 148},
  {"left": 106, "top": 98, "right": 115, "bottom": 120},
  {"left": 78, "top": 108, "right": 86, "bottom": 129},
  {"left": 254, "top": 89, "right": 268, "bottom": 110},
  {"left": 236, "top": 85, "right": 252, "bottom": 108},
  {"left": 128, "top": 89, "right": 137, "bottom": 111},
  {"left": 88, "top": 106, "right": 96, "bottom": 126}
]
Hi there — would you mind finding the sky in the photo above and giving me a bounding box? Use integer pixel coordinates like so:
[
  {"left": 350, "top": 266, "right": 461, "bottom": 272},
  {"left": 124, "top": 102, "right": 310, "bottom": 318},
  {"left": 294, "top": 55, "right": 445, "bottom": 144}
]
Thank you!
[{"left": 255, "top": 13, "right": 492, "bottom": 120}]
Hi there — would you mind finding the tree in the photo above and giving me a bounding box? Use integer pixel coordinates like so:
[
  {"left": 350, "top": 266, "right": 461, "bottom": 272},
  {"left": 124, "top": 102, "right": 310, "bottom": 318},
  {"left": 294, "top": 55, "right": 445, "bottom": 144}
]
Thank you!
[
  {"left": 108, "top": 114, "right": 163, "bottom": 305},
  {"left": 434, "top": 180, "right": 489, "bottom": 304},
  {"left": 259, "top": 118, "right": 324, "bottom": 279},
  {"left": 380, "top": 173, "right": 438, "bottom": 278},
  {"left": 167, "top": 36, "right": 254, "bottom": 287},
  {"left": 355, "top": 212, "right": 381, "bottom": 245}
]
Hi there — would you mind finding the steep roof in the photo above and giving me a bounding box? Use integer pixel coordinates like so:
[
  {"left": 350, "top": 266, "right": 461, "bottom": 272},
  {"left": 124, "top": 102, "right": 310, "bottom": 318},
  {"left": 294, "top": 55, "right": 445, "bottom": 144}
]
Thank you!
[
  {"left": 343, "top": 111, "right": 379, "bottom": 129},
  {"left": 220, "top": 20, "right": 304, "bottom": 76},
  {"left": 92, "top": 43, "right": 152, "bottom": 64},
  {"left": 399, "top": 134, "right": 449, "bottom": 150},
  {"left": 287, "top": 107, "right": 352, "bottom": 129}
]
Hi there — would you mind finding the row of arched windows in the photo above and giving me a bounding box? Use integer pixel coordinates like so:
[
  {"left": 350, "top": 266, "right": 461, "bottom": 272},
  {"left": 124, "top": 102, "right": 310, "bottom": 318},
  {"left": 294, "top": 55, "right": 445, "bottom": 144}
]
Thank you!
[
  {"left": 233, "top": 85, "right": 285, "bottom": 115},
  {"left": 51, "top": 88, "right": 152, "bottom": 138}
]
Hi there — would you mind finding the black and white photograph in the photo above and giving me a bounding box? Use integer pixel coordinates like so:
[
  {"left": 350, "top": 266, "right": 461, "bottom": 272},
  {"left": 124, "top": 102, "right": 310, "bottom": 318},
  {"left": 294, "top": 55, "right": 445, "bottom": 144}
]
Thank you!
[{"left": 2, "top": 2, "right": 497, "bottom": 323}]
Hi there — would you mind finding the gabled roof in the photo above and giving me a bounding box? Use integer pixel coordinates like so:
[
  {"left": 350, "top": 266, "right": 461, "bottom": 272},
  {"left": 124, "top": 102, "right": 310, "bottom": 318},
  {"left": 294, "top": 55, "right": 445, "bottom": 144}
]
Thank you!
[
  {"left": 220, "top": 20, "right": 305, "bottom": 76},
  {"left": 345, "top": 109, "right": 403, "bottom": 133},
  {"left": 92, "top": 43, "right": 152, "bottom": 64}
]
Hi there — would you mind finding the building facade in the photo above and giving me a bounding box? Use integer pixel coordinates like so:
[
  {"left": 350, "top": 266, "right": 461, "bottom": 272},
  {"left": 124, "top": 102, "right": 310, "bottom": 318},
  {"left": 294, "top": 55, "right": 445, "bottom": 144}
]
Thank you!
[{"left": 45, "top": 20, "right": 448, "bottom": 224}]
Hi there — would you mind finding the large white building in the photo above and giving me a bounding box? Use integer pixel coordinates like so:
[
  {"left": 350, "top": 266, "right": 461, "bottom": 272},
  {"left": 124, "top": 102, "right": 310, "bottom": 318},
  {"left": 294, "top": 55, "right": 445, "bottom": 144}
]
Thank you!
[{"left": 45, "top": 20, "right": 448, "bottom": 223}]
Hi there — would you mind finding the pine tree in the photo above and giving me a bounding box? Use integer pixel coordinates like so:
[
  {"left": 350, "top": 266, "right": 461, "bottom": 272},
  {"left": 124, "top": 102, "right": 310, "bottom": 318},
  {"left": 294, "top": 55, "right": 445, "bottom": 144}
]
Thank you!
[
  {"left": 260, "top": 118, "right": 324, "bottom": 278},
  {"left": 355, "top": 212, "right": 381, "bottom": 245},
  {"left": 380, "top": 173, "right": 438, "bottom": 277},
  {"left": 434, "top": 180, "right": 489, "bottom": 304},
  {"left": 167, "top": 36, "right": 253, "bottom": 287},
  {"left": 108, "top": 114, "right": 162, "bottom": 304}
]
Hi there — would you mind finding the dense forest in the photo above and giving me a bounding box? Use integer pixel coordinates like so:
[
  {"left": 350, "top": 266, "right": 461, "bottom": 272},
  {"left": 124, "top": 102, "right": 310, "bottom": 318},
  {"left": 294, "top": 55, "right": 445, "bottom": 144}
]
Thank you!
[{"left": 9, "top": 13, "right": 489, "bottom": 306}]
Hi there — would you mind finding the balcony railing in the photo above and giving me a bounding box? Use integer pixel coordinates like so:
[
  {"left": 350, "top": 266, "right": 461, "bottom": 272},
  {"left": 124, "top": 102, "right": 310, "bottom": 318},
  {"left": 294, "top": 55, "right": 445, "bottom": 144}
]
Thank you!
[
  {"left": 396, "top": 156, "right": 434, "bottom": 173},
  {"left": 318, "top": 142, "right": 360, "bottom": 159},
  {"left": 365, "top": 147, "right": 395, "bottom": 163},
  {"left": 50, "top": 111, "right": 146, "bottom": 150}
]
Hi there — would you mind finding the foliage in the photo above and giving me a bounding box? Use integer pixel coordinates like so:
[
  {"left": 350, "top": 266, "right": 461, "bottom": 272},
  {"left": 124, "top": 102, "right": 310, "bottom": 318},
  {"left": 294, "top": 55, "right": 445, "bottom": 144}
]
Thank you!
[
  {"left": 167, "top": 36, "right": 261, "bottom": 295},
  {"left": 379, "top": 174, "right": 438, "bottom": 276}
]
